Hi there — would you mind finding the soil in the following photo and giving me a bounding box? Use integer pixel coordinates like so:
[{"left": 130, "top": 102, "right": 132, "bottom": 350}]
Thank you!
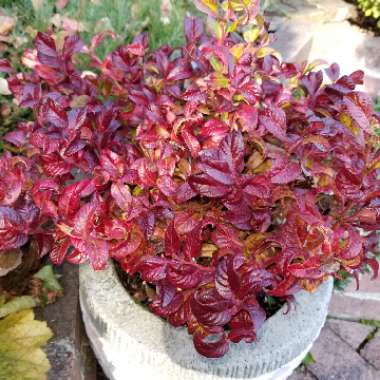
[
  {"left": 345, "top": 0, "right": 380, "bottom": 36},
  {"left": 114, "top": 260, "right": 285, "bottom": 320}
]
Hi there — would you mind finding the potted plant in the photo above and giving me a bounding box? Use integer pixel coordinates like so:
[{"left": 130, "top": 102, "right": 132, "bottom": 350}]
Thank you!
[{"left": 0, "top": 0, "right": 379, "bottom": 379}]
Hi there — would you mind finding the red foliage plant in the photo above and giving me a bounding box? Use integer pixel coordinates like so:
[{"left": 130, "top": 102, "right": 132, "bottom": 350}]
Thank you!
[{"left": 0, "top": 0, "right": 380, "bottom": 358}]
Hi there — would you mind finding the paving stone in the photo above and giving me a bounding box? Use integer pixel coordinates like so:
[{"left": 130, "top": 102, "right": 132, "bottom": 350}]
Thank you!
[
  {"left": 361, "top": 331, "right": 380, "bottom": 370},
  {"left": 36, "top": 264, "right": 97, "bottom": 380},
  {"left": 313, "top": 0, "right": 357, "bottom": 22},
  {"left": 344, "top": 273, "right": 380, "bottom": 296},
  {"left": 288, "top": 369, "right": 317, "bottom": 380},
  {"left": 266, "top": 0, "right": 322, "bottom": 19},
  {"left": 308, "top": 327, "right": 379, "bottom": 380},
  {"left": 329, "top": 292, "right": 380, "bottom": 321},
  {"left": 327, "top": 319, "right": 374, "bottom": 349},
  {"left": 269, "top": 19, "right": 317, "bottom": 62},
  {"left": 364, "top": 74, "right": 380, "bottom": 98},
  {"left": 266, "top": 0, "right": 356, "bottom": 23},
  {"left": 358, "top": 37, "right": 380, "bottom": 73}
]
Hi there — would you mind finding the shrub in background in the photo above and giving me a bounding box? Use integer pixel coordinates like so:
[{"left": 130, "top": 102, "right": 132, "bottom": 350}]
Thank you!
[{"left": 0, "top": 0, "right": 379, "bottom": 358}]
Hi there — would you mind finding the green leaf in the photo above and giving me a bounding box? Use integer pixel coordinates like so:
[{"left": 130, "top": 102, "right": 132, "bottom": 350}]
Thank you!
[
  {"left": 33, "top": 265, "right": 63, "bottom": 293},
  {"left": 0, "top": 296, "right": 39, "bottom": 318},
  {"left": 302, "top": 352, "right": 316, "bottom": 366},
  {"left": 209, "top": 56, "right": 224, "bottom": 73},
  {"left": 0, "top": 309, "right": 52, "bottom": 380},
  {"left": 212, "top": 72, "right": 229, "bottom": 89}
]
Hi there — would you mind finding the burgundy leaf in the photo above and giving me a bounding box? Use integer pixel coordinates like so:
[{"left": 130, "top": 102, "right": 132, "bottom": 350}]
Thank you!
[
  {"left": 189, "top": 174, "right": 230, "bottom": 198},
  {"left": 229, "top": 310, "right": 256, "bottom": 343},
  {"left": 44, "top": 99, "right": 67, "bottom": 128},
  {"left": 138, "top": 256, "right": 168, "bottom": 283},
  {"left": 260, "top": 106, "right": 289, "bottom": 142},
  {"left": 193, "top": 328, "right": 229, "bottom": 358},
  {"left": 35, "top": 32, "right": 60, "bottom": 69},
  {"left": 183, "top": 225, "right": 202, "bottom": 259},
  {"left": 184, "top": 17, "right": 204, "bottom": 43},
  {"left": 191, "top": 287, "right": 235, "bottom": 326},
  {"left": 63, "top": 34, "right": 84, "bottom": 60},
  {"left": 164, "top": 221, "right": 180, "bottom": 257},
  {"left": 58, "top": 179, "right": 94, "bottom": 219},
  {"left": 50, "top": 237, "right": 71, "bottom": 265},
  {"left": 271, "top": 162, "right": 301, "bottom": 184},
  {"left": 325, "top": 62, "right": 340, "bottom": 81},
  {"left": 111, "top": 181, "right": 132, "bottom": 214},
  {"left": 167, "top": 262, "right": 203, "bottom": 289},
  {"left": 0, "top": 59, "right": 14, "bottom": 74},
  {"left": 215, "top": 255, "right": 242, "bottom": 300},
  {"left": 4, "top": 130, "right": 27, "bottom": 147}
]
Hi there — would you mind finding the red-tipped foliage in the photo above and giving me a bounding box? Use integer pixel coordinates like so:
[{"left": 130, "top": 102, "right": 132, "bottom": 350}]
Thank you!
[{"left": 1, "top": 0, "right": 379, "bottom": 358}]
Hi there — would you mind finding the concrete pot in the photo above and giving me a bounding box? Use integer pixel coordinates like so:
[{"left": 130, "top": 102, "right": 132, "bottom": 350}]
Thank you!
[{"left": 80, "top": 262, "right": 333, "bottom": 380}]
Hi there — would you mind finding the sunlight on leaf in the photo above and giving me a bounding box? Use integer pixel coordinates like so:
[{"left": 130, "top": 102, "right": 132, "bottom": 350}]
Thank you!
[
  {"left": 302, "top": 352, "right": 316, "bottom": 366},
  {"left": 0, "top": 309, "right": 52, "bottom": 380}
]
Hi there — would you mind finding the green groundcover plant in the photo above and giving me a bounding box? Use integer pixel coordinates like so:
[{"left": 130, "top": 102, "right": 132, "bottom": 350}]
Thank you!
[
  {"left": 0, "top": 0, "right": 379, "bottom": 358},
  {"left": 357, "top": 0, "right": 380, "bottom": 29}
]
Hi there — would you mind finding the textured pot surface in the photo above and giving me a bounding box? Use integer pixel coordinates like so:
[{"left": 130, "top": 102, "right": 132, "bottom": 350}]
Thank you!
[{"left": 80, "top": 263, "right": 333, "bottom": 380}]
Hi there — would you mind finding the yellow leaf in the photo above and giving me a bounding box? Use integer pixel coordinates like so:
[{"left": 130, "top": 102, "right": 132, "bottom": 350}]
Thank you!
[
  {"left": 339, "top": 113, "right": 359, "bottom": 136},
  {"left": 0, "top": 296, "right": 38, "bottom": 318},
  {"left": 230, "top": 43, "right": 244, "bottom": 61},
  {"left": 304, "top": 59, "right": 328, "bottom": 74},
  {"left": 244, "top": 233, "right": 266, "bottom": 257},
  {"left": 227, "top": 19, "right": 240, "bottom": 33},
  {"left": 253, "top": 159, "right": 272, "bottom": 174},
  {"left": 318, "top": 174, "right": 333, "bottom": 188},
  {"left": 194, "top": 0, "right": 218, "bottom": 16},
  {"left": 369, "top": 158, "right": 380, "bottom": 171},
  {"left": 201, "top": 243, "right": 218, "bottom": 257},
  {"left": 256, "top": 47, "right": 280, "bottom": 59},
  {"left": 247, "top": 151, "right": 265, "bottom": 171},
  {"left": 0, "top": 310, "right": 53, "bottom": 380},
  {"left": 228, "top": 0, "right": 252, "bottom": 11},
  {"left": 243, "top": 28, "right": 260, "bottom": 43}
]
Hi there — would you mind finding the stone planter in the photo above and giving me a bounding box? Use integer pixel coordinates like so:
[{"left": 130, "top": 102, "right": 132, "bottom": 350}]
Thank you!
[{"left": 79, "top": 263, "right": 333, "bottom": 380}]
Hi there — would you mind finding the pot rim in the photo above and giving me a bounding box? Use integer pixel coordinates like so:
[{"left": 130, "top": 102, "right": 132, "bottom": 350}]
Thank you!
[{"left": 80, "top": 261, "right": 333, "bottom": 379}]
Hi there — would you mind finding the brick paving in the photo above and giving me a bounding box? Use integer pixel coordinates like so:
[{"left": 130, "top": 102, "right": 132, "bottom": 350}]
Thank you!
[{"left": 290, "top": 274, "right": 380, "bottom": 380}]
